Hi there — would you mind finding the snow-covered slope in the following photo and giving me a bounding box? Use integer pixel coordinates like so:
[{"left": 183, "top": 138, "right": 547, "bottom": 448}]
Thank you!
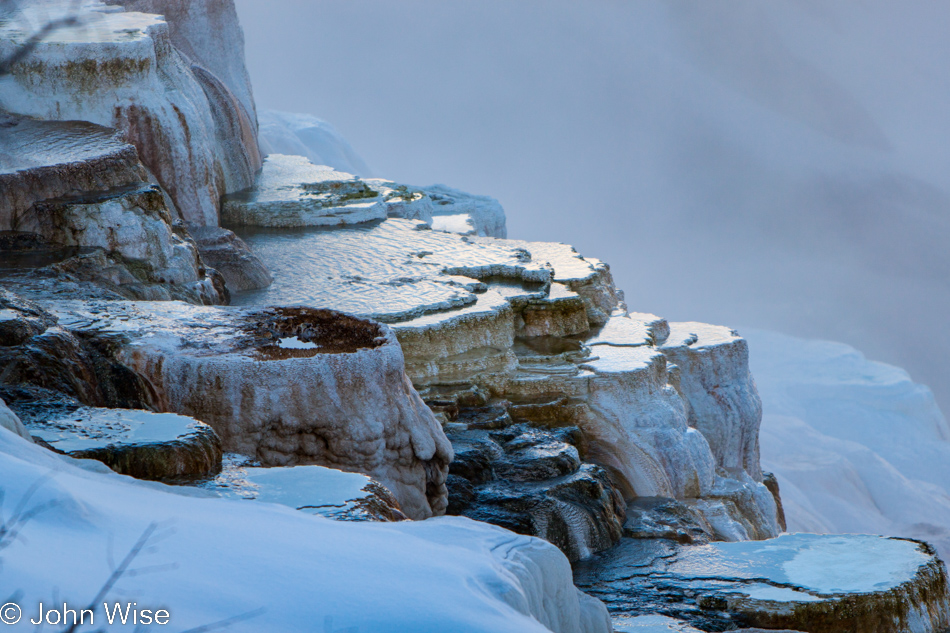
[
  {"left": 747, "top": 329, "right": 950, "bottom": 561},
  {"left": 0, "top": 425, "right": 609, "bottom": 632},
  {"left": 258, "top": 110, "right": 373, "bottom": 177}
]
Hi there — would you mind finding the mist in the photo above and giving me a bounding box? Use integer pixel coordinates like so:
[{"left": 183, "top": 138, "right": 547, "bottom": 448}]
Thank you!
[{"left": 234, "top": 0, "right": 950, "bottom": 413}]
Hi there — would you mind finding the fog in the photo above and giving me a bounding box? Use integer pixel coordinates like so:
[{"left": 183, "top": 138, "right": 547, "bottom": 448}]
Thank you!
[{"left": 235, "top": 0, "right": 950, "bottom": 413}]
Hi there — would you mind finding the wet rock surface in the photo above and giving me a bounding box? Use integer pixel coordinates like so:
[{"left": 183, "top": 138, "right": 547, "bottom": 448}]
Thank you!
[
  {"left": 439, "top": 407, "right": 625, "bottom": 562},
  {"left": 574, "top": 534, "right": 950, "bottom": 633},
  {"left": 235, "top": 217, "right": 783, "bottom": 542},
  {"left": 0, "top": 116, "right": 226, "bottom": 304},
  {"left": 22, "top": 405, "right": 222, "bottom": 481},
  {"left": 194, "top": 454, "right": 407, "bottom": 522}
]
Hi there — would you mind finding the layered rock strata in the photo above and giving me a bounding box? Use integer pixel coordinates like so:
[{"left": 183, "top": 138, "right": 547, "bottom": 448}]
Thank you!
[
  {"left": 235, "top": 216, "right": 782, "bottom": 551},
  {"left": 0, "top": 115, "right": 226, "bottom": 303},
  {"left": 574, "top": 534, "right": 950, "bottom": 633},
  {"left": 444, "top": 420, "right": 626, "bottom": 561},
  {"left": 0, "top": 0, "right": 260, "bottom": 225}
]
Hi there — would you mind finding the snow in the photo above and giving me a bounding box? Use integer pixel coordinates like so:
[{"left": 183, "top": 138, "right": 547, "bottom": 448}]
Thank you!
[
  {"left": 746, "top": 329, "right": 950, "bottom": 561},
  {"left": 423, "top": 183, "right": 508, "bottom": 238},
  {"left": 612, "top": 614, "right": 702, "bottom": 632},
  {"left": 0, "top": 398, "right": 31, "bottom": 442},
  {"left": 258, "top": 109, "right": 374, "bottom": 177},
  {"left": 0, "top": 426, "right": 610, "bottom": 632}
]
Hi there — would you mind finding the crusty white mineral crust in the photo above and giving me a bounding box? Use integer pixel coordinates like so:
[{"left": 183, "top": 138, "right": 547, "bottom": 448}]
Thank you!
[
  {"left": 0, "top": 0, "right": 259, "bottom": 225},
  {"left": 49, "top": 300, "right": 453, "bottom": 519}
]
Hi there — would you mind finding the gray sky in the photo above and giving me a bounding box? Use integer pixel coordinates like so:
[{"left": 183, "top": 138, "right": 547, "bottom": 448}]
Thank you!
[{"left": 235, "top": 0, "right": 950, "bottom": 413}]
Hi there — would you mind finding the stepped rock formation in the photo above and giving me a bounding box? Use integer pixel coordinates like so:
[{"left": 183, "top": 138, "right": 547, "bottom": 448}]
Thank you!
[
  {"left": 40, "top": 300, "right": 452, "bottom": 519},
  {"left": 0, "top": 114, "right": 227, "bottom": 303},
  {"left": 235, "top": 213, "right": 782, "bottom": 553},
  {"left": 0, "top": 0, "right": 260, "bottom": 226},
  {"left": 575, "top": 533, "right": 950, "bottom": 633}
]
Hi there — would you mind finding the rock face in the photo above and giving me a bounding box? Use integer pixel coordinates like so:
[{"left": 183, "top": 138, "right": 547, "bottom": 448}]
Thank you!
[
  {"left": 104, "top": 0, "right": 259, "bottom": 132},
  {"left": 0, "top": 289, "right": 158, "bottom": 408},
  {"left": 235, "top": 217, "right": 782, "bottom": 548},
  {"left": 574, "top": 533, "right": 950, "bottom": 633},
  {"left": 0, "top": 0, "right": 260, "bottom": 225},
  {"left": 444, "top": 420, "right": 626, "bottom": 561},
  {"left": 187, "top": 226, "right": 273, "bottom": 292},
  {"left": 24, "top": 406, "right": 222, "bottom": 480},
  {"left": 0, "top": 115, "right": 226, "bottom": 303},
  {"left": 44, "top": 300, "right": 452, "bottom": 520},
  {"left": 200, "top": 454, "right": 407, "bottom": 522}
]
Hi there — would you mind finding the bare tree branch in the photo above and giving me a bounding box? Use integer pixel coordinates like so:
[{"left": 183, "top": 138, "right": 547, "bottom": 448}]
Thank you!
[{"left": 0, "top": 0, "right": 84, "bottom": 77}]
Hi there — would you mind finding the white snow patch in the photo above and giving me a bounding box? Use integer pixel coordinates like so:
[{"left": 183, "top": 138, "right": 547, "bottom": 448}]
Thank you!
[
  {"left": 0, "top": 425, "right": 609, "bottom": 632},
  {"left": 746, "top": 329, "right": 950, "bottom": 561}
]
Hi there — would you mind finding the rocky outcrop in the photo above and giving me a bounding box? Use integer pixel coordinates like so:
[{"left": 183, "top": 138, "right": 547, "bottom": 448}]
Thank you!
[
  {"left": 40, "top": 300, "right": 452, "bottom": 519},
  {"left": 235, "top": 217, "right": 782, "bottom": 544},
  {"left": 24, "top": 406, "right": 222, "bottom": 480},
  {"left": 188, "top": 226, "right": 273, "bottom": 292},
  {"left": 0, "top": 115, "right": 227, "bottom": 303},
  {"left": 0, "top": 1, "right": 259, "bottom": 225},
  {"left": 104, "top": 0, "right": 259, "bottom": 131},
  {"left": 222, "top": 154, "right": 387, "bottom": 227},
  {"left": 201, "top": 454, "right": 407, "bottom": 522},
  {"left": 222, "top": 152, "right": 506, "bottom": 236},
  {"left": 575, "top": 533, "right": 950, "bottom": 633},
  {"left": 444, "top": 420, "right": 626, "bottom": 561},
  {"left": 0, "top": 290, "right": 157, "bottom": 408}
]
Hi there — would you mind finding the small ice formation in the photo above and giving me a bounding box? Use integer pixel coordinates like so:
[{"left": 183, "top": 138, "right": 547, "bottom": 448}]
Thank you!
[
  {"left": 201, "top": 454, "right": 406, "bottom": 521},
  {"left": 575, "top": 533, "right": 950, "bottom": 633}
]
